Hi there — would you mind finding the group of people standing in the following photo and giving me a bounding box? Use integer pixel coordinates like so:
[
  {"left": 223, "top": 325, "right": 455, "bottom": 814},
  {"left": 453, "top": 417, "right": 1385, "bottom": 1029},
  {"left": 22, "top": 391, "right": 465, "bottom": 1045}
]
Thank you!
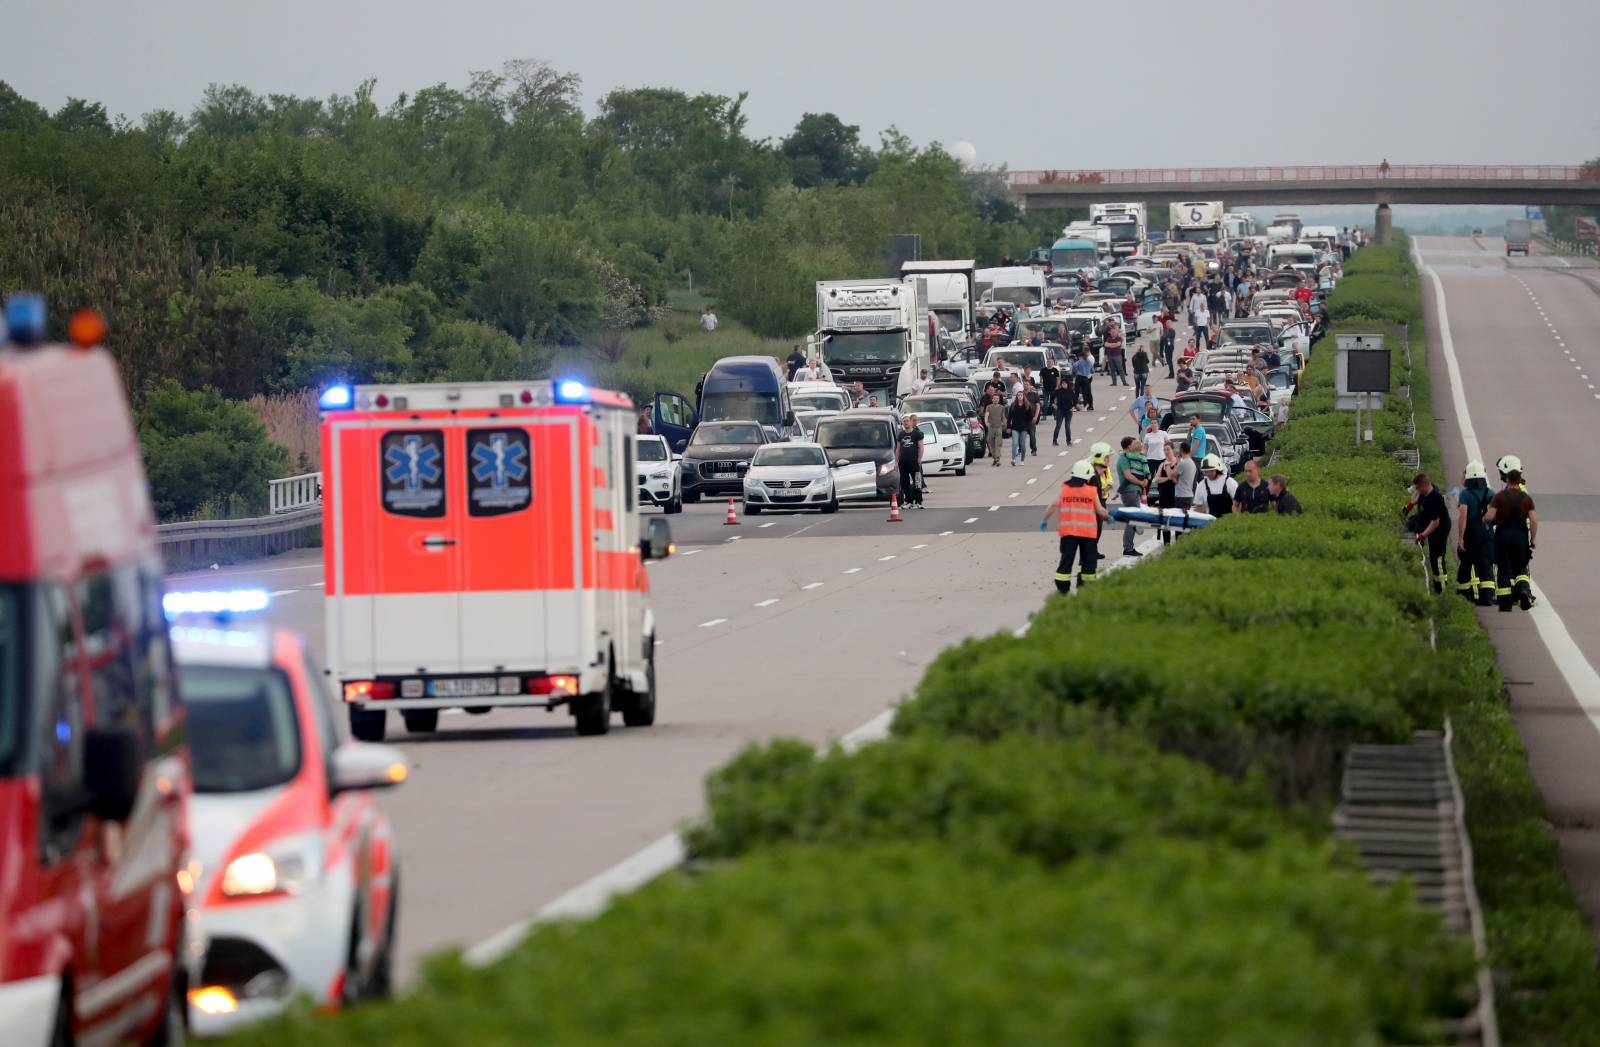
[{"left": 1409, "top": 456, "right": 1538, "bottom": 611}]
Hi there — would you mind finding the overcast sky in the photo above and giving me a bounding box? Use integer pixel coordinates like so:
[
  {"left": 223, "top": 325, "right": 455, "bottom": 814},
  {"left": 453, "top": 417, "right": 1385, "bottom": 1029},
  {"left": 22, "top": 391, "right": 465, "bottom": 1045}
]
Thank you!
[{"left": 6, "top": 0, "right": 1598, "bottom": 170}]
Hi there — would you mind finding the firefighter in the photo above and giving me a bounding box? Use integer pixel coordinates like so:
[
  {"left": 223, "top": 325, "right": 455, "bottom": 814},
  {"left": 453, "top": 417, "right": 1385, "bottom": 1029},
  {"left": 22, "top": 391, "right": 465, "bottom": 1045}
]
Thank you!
[
  {"left": 1041, "top": 459, "right": 1110, "bottom": 593},
  {"left": 1484, "top": 462, "right": 1538, "bottom": 612},
  {"left": 1454, "top": 460, "right": 1494, "bottom": 605},
  {"left": 1089, "top": 441, "right": 1115, "bottom": 544}
]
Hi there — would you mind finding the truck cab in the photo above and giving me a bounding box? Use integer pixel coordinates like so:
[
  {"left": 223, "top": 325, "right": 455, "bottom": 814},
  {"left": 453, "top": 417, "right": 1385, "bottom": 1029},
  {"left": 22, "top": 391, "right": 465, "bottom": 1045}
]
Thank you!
[
  {"left": 0, "top": 298, "right": 190, "bottom": 1047},
  {"left": 815, "top": 279, "right": 929, "bottom": 399}
]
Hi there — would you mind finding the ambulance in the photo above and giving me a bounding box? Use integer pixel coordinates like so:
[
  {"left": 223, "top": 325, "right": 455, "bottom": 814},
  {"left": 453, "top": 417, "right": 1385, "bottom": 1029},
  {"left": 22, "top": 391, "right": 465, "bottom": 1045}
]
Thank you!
[
  {"left": 319, "top": 378, "right": 672, "bottom": 742},
  {"left": 0, "top": 296, "right": 191, "bottom": 1046}
]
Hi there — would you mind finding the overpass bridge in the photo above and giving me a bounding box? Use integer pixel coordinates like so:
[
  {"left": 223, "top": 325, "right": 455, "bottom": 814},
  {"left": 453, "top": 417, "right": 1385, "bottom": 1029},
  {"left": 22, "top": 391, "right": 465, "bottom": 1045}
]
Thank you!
[{"left": 1008, "top": 164, "right": 1600, "bottom": 209}]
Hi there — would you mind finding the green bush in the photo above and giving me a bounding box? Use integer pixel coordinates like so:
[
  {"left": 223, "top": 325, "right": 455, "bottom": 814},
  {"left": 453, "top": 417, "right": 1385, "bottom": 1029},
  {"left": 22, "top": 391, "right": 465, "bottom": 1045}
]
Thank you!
[
  {"left": 686, "top": 731, "right": 1294, "bottom": 863},
  {"left": 231, "top": 842, "right": 1472, "bottom": 1047},
  {"left": 137, "top": 380, "right": 289, "bottom": 519}
]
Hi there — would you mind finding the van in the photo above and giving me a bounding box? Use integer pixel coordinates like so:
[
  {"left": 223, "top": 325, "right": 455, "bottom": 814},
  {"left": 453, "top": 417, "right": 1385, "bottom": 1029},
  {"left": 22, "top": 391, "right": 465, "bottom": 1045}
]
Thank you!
[
  {"left": 696, "top": 356, "right": 798, "bottom": 437},
  {"left": 0, "top": 299, "right": 190, "bottom": 1045},
  {"left": 320, "top": 378, "right": 671, "bottom": 740},
  {"left": 1266, "top": 243, "right": 1317, "bottom": 270}
]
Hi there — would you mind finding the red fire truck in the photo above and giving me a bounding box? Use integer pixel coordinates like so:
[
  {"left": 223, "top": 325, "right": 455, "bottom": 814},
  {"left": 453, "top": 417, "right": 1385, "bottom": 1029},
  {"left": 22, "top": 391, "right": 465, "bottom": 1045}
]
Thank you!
[
  {"left": 320, "top": 379, "right": 672, "bottom": 741},
  {"left": 0, "top": 298, "right": 190, "bottom": 1045}
]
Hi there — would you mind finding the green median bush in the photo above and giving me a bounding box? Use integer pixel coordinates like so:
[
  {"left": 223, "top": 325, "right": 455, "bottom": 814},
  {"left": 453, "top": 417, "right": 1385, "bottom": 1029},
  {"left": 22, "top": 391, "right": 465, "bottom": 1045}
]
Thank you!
[
  {"left": 231, "top": 842, "right": 1473, "bottom": 1047},
  {"left": 685, "top": 731, "right": 1294, "bottom": 863}
]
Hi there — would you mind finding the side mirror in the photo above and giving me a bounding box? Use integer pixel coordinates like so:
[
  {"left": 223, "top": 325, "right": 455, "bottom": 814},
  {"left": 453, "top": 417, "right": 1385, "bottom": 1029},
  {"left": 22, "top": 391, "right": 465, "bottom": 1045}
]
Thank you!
[
  {"left": 330, "top": 742, "right": 409, "bottom": 794},
  {"left": 85, "top": 726, "right": 143, "bottom": 822},
  {"left": 643, "top": 518, "right": 674, "bottom": 561},
  {"left": 832, "top": 458, "right": 851, "bottom": 468}
]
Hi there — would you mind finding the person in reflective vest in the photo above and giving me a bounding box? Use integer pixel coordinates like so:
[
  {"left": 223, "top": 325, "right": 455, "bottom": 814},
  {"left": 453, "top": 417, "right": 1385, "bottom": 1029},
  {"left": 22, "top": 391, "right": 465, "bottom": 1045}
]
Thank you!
[
  {"left": 1041, "top": 459, "right": 1110, "bottom": 593},
  {"left": 1484, "top": 461, "right": 1538, "bottom": 612},
  {"left": 1454, "top": 460, "right": 1495, "bottom": 606}
]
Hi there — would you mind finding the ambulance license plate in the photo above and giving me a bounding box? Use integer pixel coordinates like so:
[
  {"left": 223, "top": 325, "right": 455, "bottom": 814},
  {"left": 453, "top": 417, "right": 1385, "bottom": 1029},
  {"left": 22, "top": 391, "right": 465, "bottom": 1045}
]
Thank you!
[{"left": 428, "top": 678, "right": 498, "bottom": 698}]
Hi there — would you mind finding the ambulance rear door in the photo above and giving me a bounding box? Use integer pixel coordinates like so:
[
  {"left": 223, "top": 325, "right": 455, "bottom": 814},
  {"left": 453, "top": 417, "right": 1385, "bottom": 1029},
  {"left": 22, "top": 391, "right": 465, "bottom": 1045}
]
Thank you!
[{"left": 456, "top": 415, "right": 584, "bottom": 676}]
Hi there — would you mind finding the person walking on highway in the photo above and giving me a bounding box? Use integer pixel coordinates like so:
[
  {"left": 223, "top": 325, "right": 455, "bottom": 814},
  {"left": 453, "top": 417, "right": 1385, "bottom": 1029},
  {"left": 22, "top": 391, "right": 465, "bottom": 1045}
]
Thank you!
[
  {"left": 1268, "top": 474, "right": 1302, "bottom": 514},
  {"left": 1007, "top": 390, "right": 1034, "bottom": 466},
  {"left": 1051, "top": 379, "right": 1075, "bottom": 446},
  {"left": 1484, "top": 466, "right": 1538, "bottom": 611},
  {"left": 1103, "top": 323, "right": 1127, "bottom": 386},
  {"left": 1041, "top": 360, "right": 1060, "bottom": 417},
  {"left": 982, "top": 392, "right": 1007, "bottom": 467},
  {"left": 1024, "top": 379, "right": 1042, "bottom": 454},
  {"left": 983, "top": 369, "right": 1007, "bottom": 404},
  {"left": 1131, "top": 343, "right": 1151, "bottom": 399},
  {"left": 1158, "top": 311, "right": 1176, "bottom": 377},
  {"left": 897, "top": 414, "right": 926, "bottom": 509},
  {"left": 1042, "top": 459, "right": 1110, "bottom": 593},
  {"left": 1409, "top": 472, "right": 1452, "bottom": 595},
  {"left": 1116, "top": 436, "right": 1151, "bottom": 557},
  {"left": 1196, "top": 455, "right": 1237, "bottom": 517},
  {"left": 1192, "top": 298, "right": 1211, "bottom": 351},
  {"left": 1454, "top": 460, "right": 1495, "bottom": 606},
  {"left": 1234, "top": 458, "right": 1271, "bottom": 514},
  {"left": 1072, "top": 349, "right": 1095, "bottom": 411}
]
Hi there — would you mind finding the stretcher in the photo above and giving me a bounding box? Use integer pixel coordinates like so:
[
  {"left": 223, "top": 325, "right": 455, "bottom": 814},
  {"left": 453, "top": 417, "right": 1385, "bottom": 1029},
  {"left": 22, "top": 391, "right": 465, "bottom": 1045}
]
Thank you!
[{"left": 1108, "top": 505, "right": 1217, "bottom": 529}]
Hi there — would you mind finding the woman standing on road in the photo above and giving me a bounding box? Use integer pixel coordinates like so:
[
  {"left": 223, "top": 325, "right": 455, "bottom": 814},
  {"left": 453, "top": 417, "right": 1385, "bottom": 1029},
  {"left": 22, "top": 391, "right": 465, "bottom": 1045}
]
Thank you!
[
  {"left": 897, "top": 414, "right": 925, "bottom": 508},
  {"left": 1007, "top": 390, "right": 1034, "bottom": 466}
]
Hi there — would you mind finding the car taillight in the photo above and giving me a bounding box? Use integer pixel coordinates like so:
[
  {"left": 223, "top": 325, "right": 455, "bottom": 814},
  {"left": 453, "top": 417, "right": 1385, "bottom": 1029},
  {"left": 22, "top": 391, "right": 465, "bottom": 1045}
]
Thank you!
[
  {"left": 526, "top": 675, "right": 579, "bottom": 696},
  {"left": 344, "top": 680, "right": 396, "bottom": 701}
]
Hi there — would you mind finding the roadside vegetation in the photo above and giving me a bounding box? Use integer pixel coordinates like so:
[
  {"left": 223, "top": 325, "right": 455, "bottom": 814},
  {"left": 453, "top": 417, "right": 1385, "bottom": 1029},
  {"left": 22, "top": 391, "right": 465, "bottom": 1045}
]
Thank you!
[
  {"left": 0, "top": 72, "right": 1067, "bottom": 519},
  {"left": 223, "top": 233, "right": 1582, "bottom": 1045}
]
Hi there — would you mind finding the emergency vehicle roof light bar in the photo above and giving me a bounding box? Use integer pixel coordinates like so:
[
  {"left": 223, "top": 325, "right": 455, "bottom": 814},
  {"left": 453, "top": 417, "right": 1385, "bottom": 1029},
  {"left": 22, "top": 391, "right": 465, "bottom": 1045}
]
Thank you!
[
  {"left": 319, "top": 383, "right": 354, "bottom": 410},
  {"left": 555, "top": 378, "right": 589, "bottom": 404},
  {"left": 5, "top": 292, "right": 47, "bottom": 347},
  {"left": 162, "top": 589, "right": 272, "bottom": 619}
]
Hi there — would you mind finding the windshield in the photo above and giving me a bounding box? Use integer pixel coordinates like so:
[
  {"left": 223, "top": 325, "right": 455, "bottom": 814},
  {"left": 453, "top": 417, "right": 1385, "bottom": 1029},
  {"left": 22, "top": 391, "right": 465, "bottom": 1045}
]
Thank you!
[
  {"left": 181, "top": 665, "right": 302, "bottom": 793},
  {"left": 1218, "top": 326, "right": 1273, "bottom": 346},
  {"left": 1172, "top": 228, "right": 1215, "bottom": 243},
  {"left": 1051, "top": 247, "right": 1098, "bottom": 270},
  {"left": 816, "top": 419, "right": 892, "bottom": 449},
  {"left": 753, "top": 445, "right": 826, "bottom": 467},
  {"left": 700, "top": 391, "right": 780, "bottom": 427},
  {"left": 793, "top": 391, "right": 848, "bottom": 412},
  {"left": 798, "top": 413, "right": 830, "bottom": 435},
  {"left": 691, "top": 423, "right": 763, "bottom": 447},
  {"left": 917, "top": 418, "right": 958, "bottom": 436},
  {"left": 904, "top": 397, "right": 967, "bottom": 418},
  {"left": 1173, "top": 399, "right": 1228, "bottom": 424},
  {"left": 1102, "top": 222, "right": 1138, "bottom": 242},
  {"left": 985, "top": 350, "right": 1048, "bottom": 372},
  {"left": 931, "top": 308, "right": 965, "bottom": 335},
  {"left": 822, "top": 329, "right": 908, "bottom": 365},
  {"left": 636, "top": 439, "right": 668, "bottom": 462},
  {"left": 0, "top": 586, "right": 17, "bottom": 775},
  {"left": 990, "top": 285, "right": 1041, "bottom": 308},
  {"left": 1016, "top": 323, "right": 1068, "bottom": 344}
]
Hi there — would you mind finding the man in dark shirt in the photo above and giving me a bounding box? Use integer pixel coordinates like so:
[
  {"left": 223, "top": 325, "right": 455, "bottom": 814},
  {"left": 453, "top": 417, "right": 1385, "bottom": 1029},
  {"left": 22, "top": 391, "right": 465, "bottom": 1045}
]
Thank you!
[
  {"left": 1051, "top": 381, "right": 1074, "bottom": 445},
  {"left": 1268, "top": 474, "right": 1302, "bottom": 514},
  {"left": 1233, "top": 459, "right": 1272, "bottom": 514},
  {"left": 1411, "top": 473, "right": 1452, "bottom": 594},
  {"left": 1024, "top": 380, "right": 1042, "bottom": 454},
  {"left": 983, "top": 370, "right": 1008, "bottom": 403},
  {"left": 1040, "top": 363, "right": 1060, "bottom": 416},
  {"left": 785, "top": 346, "right": 807, "bottom": 380}
]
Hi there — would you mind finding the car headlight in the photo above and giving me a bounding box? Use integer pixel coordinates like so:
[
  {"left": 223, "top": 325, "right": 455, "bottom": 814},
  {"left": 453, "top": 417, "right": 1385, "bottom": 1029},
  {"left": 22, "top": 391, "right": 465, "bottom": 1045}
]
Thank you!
[
  {"left": 220, "top": 837, "right": 320, "bottom": 897},
  {"left": 878, "top": 461, "right": 895, "bottom": 475}
]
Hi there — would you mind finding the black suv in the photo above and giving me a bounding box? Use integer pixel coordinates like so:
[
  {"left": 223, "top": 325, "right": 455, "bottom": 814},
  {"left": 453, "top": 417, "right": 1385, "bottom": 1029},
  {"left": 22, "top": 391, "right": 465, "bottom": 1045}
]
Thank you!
[{"left": 679, "top": 421, "right": 772, "bottom": 502}]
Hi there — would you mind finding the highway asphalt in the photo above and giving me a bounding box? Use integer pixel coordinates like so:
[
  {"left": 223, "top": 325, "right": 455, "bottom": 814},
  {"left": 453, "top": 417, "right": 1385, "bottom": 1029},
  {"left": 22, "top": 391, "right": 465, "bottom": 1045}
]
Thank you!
[
  {"left": 168, "top": 362, "right": 1167, "bottom": 979},
  {"left": 1418, "top": 234, "right": 1600, "bottom": 930}
]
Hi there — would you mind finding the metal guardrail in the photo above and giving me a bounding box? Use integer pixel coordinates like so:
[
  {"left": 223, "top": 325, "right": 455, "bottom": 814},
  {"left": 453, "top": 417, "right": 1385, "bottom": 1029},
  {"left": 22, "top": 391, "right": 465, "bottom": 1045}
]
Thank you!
[
  {"left": 156, "top": 506, "right": 322, "bottom": 563},
  {"left": 1334, "top": 725, "right": 1499, "bottom": 1046},
  {"left": 1007, "top": 164, "right": 1598, "bottom": 187},
  {"left": 269, "top": 471, "right": 322, "bottom": 514}
]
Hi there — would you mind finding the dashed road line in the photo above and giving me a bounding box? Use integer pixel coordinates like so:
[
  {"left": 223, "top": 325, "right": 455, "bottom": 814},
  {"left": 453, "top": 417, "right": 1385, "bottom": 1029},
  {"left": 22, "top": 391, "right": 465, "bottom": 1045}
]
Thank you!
[
  {"left": 843, "top": 567, "right": 862, "bottom": 574},
  {"left": 939, "top": 530, "right": 954, "bottom": 536},
  {"left": 698, "top": 618, "right": 727, "bottom": 628},
  {"left": 754, "top": 598, "right": 779, "bottom": 608},
  {"left": 1026, "top": 477, "right": 1037, "bottom": 485},
  {"left": 963, "top": 516, "right": 978, "bottom": 524},
  {"left": 1007, "top": 492, "right": 1020, "bottom": 499},
  {"left": 801, "top": 582, "right": 825, "bottom": 590},
  {"left": 878, "top": 555, "right": 896, "bottom": 561},
  {"left": 911, "top": 543, "right": 928, "bottom": 549},
  {"left": 759, "top": 522, "right": 776, "bottom": 529},
  {"left": 269, "top": 589, "right": 298, "bottom": 597},
  {"left": 987, "top": 505, "right": 999, "bottom": 512},
  {"left": 681, "top": 549, "right": 702, "bottom": 556}
]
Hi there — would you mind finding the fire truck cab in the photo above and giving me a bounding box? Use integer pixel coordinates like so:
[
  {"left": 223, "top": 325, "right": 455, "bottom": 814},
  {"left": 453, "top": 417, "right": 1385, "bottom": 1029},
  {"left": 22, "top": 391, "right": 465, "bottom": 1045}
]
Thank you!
[
  {"left": 0, "top": 298, "right": 190, "bottom": 1046},
  {"left": 321, "top": 379, "right": 671, "bottom": 741}
]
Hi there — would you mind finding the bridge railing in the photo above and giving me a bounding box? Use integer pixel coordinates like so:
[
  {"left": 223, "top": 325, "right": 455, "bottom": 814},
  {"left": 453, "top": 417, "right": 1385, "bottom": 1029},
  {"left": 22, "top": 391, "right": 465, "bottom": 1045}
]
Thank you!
[{"left": 1008, "top": 164, "right": 1599, "bottom": 187}]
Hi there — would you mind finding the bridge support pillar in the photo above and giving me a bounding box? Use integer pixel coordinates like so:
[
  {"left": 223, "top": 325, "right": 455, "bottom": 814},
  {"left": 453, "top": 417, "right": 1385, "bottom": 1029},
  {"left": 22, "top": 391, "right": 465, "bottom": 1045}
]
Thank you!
[{"left": 1374, "top": 204, "right": 1393, "bottom": 245}]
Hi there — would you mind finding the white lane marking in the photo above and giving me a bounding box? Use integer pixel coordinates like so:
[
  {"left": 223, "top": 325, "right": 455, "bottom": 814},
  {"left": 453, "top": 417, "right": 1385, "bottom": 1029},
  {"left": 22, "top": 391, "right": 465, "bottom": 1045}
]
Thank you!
[
  {"left": 939, "top": 530, "right": 954, "bottom": 536},
  {"left": 1086, "top": 427, "right": 1096, "bottom": 433},
  {"left": 878, "top": 555, "right": 896, "bottom": 562},
  {"left": 1096, "top": 416, "right": 1107, "bottom": 422},
  {"left": 802, "top": 582, "right": 825, "bottom": 590},
  {"left": 843, "top": 567, "right": 862, "bottom": 574},
  {"left": 912, "top": 543, "right": 928, "bottom": 549},
  {"left": 268, "top": 589, "right": 298, "bottom": 597},
  {"left": 759, "top": 522, "right": 776, "bottom": 529},
  {"left": 988, "top": 505, "right": 999, "bottom": 512},
  {"left": 309, "top": 582, "right": 325, "bottom": 588},
  {"left": 1058, "top": 450, "right": 1067, "bottom": 457},
  {"left": 1026, "top": 478, "right": 1038, "bottom": 485},
  {"left": 1043, "top": 463, "right": 1054, "bottom": 470},
  {"left": 1423, "top": 239, "right": 1600, "bottom": 734},
  {"left": 838, "top": 707, "right": 897, "bottom": 753},
  {"left": 963, "top": 517, "right": 979, "bottom": 524},
  {"left": 726, "top": 535, "right": 742, "bottom": 542},
  {"left": 698, "top": 618, "right": 727, "bottom": 628},
  {"left": 754, "top": 598, "right": 779, "bottom": 608},
  {"left": 1007, "top": 492, "right": 1020, "bottom": 499},
  {"left": 681, "top": 549, "right": 702, "bottom": 556}
]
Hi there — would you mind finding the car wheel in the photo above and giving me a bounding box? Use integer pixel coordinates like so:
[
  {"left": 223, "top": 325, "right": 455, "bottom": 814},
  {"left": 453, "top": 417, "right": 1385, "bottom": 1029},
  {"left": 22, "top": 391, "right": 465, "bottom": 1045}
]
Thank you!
[
  {"left": 955, "top": 465, "right": 967, "bottom": 477},
  {"left": 821, "top": 494, "right": 839, "bottom": 514},
  {"left": 367, "top": 874, "right": 398, "bottom": 999},
  {"left": 745, "top": 503, "right": 762, "bottom": 516},
  {"left": 622, "top": 641, "right": 657, "bottom": 728},
  {"left": 665, "top": 492, "right": 683, "bottom": 514},
  {"left": 402, "top": 710, "right": 439, "bottom": 734},
  {"left": 574, "top": 661, "right": 612, "bottom": 736},
  {"left": 350, "top": 707, "right": 386, "bottom": 743}
]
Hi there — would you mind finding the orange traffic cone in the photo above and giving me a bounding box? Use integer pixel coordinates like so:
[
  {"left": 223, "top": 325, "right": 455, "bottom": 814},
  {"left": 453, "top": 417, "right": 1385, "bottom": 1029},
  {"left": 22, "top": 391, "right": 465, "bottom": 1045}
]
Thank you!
[
  {"left": 724, "top": 498, "right": 740, "bottom": 525},
  {"left": 887, "top": 493, "right": 903, "bottom": 523}
]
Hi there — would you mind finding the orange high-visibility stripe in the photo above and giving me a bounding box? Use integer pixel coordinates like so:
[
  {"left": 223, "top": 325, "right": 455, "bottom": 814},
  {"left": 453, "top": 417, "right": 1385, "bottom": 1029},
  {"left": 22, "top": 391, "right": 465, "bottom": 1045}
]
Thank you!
[{"left": 1058, "top": 483, "right": 1099, "bottom": 538}]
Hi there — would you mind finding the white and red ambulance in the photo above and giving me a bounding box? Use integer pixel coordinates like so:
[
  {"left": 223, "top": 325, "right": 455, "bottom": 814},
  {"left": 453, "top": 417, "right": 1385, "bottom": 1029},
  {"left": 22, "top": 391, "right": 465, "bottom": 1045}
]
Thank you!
[{"left": 319, "top": 378, "right": 671, "bottom": 741}]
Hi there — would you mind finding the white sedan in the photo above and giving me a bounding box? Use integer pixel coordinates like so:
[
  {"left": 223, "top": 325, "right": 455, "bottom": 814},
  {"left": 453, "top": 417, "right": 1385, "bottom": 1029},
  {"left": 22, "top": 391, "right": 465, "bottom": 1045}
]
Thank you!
[
  {"left": 742, "top": 442, "right": 840, "bottom": 514},
  {"left": 913, "top": 412, "right": 968, "bottom": 476}
]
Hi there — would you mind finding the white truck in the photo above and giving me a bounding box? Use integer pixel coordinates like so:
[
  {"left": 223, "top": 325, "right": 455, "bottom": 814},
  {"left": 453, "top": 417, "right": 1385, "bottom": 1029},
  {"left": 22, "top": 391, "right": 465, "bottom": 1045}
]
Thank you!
[
  {"left": 815, "top": 278, "right": 931, "bottom": 399},
  {"left": 977, "top": 266, "right": 1046, "bottom": 317},
  {"left": 1090, "top": 202, "right": 1147, "bottom": 258},
  {"left": 1169, "top": 201, "right": 1225, "bottom": 244},
  {"left": 899, "top": 259, "right": 976, "bottom": 346},
  {"left": 1223, "top": 212, "right": 1256, "bottom": 240},
  {"left": 1064, "top": 220, "right": 1114, "bottom": 259}
]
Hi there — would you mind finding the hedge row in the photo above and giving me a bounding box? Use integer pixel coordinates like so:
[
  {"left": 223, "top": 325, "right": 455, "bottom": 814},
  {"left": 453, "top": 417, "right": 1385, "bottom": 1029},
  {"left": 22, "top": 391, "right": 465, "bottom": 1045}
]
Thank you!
[{"left": 227, "top": 238, "right": 1491, "bottom": 1046}]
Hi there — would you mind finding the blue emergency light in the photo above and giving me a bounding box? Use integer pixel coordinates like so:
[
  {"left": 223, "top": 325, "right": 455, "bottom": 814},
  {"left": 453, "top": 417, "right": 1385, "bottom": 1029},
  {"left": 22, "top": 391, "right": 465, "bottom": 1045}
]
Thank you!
[
  {"left": 5, "top": 293, "right": 46, "bottom": 347},
  {"left": 162, "top": 589, "right": 272, "bottom": 619},
  {"left": 555, "top": 379, "right": 589, "bottom": 403},
  {"left": 318, "top": 384, "right": 354, "bottom": 410}
]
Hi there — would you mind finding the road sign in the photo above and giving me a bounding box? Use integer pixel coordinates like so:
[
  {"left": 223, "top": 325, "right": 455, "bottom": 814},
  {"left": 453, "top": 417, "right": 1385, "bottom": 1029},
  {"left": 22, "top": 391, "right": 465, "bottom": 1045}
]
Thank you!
[{"left": 1525, "top": 206, "right": 1544, "bottom": 220}]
